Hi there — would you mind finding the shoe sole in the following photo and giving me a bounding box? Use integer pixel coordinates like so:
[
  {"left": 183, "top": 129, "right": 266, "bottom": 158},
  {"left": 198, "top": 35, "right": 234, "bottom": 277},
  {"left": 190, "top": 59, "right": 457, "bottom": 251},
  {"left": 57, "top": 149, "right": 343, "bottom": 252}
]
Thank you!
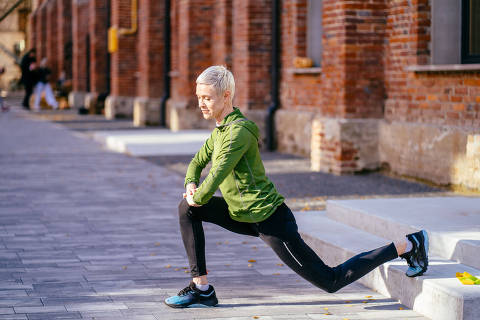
[
  {"left": 406, "top": 230, "right": 429, "bottom": 277},
  {"left": 164, "top": 300, "right": 218, "bottom": 309}
]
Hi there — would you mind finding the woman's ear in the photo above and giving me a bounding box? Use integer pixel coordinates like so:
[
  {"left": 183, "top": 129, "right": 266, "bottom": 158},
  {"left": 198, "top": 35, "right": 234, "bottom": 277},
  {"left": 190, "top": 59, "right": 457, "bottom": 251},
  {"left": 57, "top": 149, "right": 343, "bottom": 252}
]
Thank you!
[{"left": 224, "top": 90, "right": 231, "bottom": 101}]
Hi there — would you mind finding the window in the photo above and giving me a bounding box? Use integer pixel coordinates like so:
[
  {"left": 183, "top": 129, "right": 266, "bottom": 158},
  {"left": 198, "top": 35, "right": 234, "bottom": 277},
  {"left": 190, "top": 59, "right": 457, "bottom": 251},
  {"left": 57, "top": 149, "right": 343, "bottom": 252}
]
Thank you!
[
  {"left": 307, "top": 0, "right": 322, "bottom": 67},
  {"left": 462, "top": 0, "right": 480, "bottom": 63},
  {"left": 431, "top": 0, "right": 480, "bottom": 65}
]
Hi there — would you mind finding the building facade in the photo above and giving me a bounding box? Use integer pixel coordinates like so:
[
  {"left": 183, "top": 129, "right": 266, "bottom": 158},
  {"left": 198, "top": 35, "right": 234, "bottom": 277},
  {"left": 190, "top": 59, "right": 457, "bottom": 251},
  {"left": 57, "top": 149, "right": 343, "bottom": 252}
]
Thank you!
[
  {"left": 0, "top": 0, "right": 32, "bottom": 89},
  {"left": 29, "top": 0, "right": 480, "bottom": 190}
]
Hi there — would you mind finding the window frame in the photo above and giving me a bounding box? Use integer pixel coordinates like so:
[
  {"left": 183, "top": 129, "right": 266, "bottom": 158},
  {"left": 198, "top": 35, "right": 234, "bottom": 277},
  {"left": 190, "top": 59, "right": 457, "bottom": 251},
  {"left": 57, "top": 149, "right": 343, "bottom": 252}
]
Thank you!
[
  {"left": 461, "top": 0, "right": 480, "bottom": 64},
  {"left": 306, "top": 0, "right": 323, "bottom": 67}
]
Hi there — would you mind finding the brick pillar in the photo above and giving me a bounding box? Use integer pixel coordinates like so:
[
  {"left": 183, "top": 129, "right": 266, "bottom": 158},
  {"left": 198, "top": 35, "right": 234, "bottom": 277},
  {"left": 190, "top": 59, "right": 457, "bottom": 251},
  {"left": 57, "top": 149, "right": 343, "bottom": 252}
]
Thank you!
[
  {"left": 69, "top": 0, "right": 90, "bottom": 109},
  {"left": 105, "top": 0, "right": 139, "bottom": 119},
  {"left": 229, "top": 0, "right": 272, "bottom": 141},
  {"left": 232, "top": 0, "right": 272, "bottom": 111},
  {"left": 57, "top": 0, "right": 72, "bottom": 81},
  {"left": 46, "top": 0, "right": 58, "bottom": 82},
  {"left": 385, "top": 0, "right": 430, "bottom": 122},
  {"left": 28, "top": 11, "right": 37, "bottom": 50},
  {"left": 212, "top": 0, "right": 232, "bottom": 68},
  {"left": 167, "top": 0, "right": 214, "bottom": 130},
  {"left": 85, "top": 0, "right": 109, "bottom": 113},
  {"left": 311, "top": 0, "right": 387, "bottom": 174},
  {"left": 276, "top": 0, "right": 313, "bottom": 156},
  {"left": 321, "top": 0, "right": 386, "bottom": 118},
  {"left": 133, "top": 0, "right": 165, "bottom": 126},
  {"left": 36, "top": 4, "right": 47, "bottom": 61}
]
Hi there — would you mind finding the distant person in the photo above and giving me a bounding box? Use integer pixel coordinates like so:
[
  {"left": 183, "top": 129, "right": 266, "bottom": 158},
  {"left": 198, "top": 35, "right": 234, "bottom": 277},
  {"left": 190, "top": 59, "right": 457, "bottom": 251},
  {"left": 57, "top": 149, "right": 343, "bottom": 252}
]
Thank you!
[
  {"left": 0, "top": 66, "right": 8, "bottom": 112},
  {"left": 33, "top": 58, "right": 58, "bottom": 111},
  {"left": 20, "top": 49, "right": 37, "bottom": 109},
  {"left": 164, "top": 65, "right": 429, "bottom": 309}
]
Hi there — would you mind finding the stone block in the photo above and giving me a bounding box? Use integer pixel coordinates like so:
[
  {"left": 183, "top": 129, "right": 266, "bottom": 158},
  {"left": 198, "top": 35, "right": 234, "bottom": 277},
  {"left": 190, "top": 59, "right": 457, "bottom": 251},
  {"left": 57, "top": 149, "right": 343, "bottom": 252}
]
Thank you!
[
  {"left": 166, "top": 99, "right": 213, "bottom": 131},
  {"left": 104, "top": 95, "right": 135, "bottom": 120},
  {"left": 133, "top": 97, "right": 163, "bottom": 127},
  {"left": 68, "top": 91, "right": 87, "bottom": 109},
  {"left": 275, "top": 109, "right": 316, "bottom": 157},
  {"left": 379, "top": 121, "right": 480, "bottom": 190},
  {"left": 311, "top": 117, "right": 380, "bottom": 174},
  {"left": 84, "top": 92, "right": 99, "bottom": 113},
  {"left": 243, "top": 109, "right": 267, "bottom": 149}
]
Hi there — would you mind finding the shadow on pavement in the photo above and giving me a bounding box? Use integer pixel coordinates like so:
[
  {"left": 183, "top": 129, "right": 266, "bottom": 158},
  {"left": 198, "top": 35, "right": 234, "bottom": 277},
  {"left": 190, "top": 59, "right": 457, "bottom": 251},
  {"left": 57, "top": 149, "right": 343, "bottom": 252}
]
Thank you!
[{"left": 218, "top": 298, "right": 396, "bottom": 308}]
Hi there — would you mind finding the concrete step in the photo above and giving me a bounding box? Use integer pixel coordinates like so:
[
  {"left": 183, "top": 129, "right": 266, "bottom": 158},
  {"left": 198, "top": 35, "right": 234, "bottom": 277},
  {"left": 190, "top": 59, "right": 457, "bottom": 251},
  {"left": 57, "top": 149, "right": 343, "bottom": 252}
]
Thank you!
[
  {"left": 325, "top": 197, "right": 480, "bottom": 270},
  {"left": 295, "top": 210, "right": 480, "bottom": 320},
  {"left": 89, "top": 129, "right": 211, "bottom": 156}
]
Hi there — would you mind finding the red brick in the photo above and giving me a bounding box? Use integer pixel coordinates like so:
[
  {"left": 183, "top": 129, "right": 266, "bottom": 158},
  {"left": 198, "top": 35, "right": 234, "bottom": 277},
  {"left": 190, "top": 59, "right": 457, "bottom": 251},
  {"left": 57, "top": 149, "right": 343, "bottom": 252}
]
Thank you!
[
  {"left": 110, "top": 0, "right": 138, "bottom": 96},
  {"left": 72, "top": 0, "right": 89, "bottom": 91},
  {"left": 88, "top": 0, "right": 109, "bottom": 94},
  {"left": 57, "top": 0, "right": 72, "bottom": 80}
]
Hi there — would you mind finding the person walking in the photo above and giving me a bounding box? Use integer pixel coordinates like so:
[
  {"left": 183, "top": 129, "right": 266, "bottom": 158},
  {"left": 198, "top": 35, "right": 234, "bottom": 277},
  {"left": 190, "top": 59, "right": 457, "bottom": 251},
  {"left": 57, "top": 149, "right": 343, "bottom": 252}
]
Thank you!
[
  {"left": 20, "top": 49, "right": 37, "bottom": 109},
  {"left": 164, "top": 66, "right": 429, "bottom": 308},
  {"left": 32, "top": 58, "right": 58, "bottom": 111},
  {"left": 0, "top": 66, "right": 8, "bottom": 112}
]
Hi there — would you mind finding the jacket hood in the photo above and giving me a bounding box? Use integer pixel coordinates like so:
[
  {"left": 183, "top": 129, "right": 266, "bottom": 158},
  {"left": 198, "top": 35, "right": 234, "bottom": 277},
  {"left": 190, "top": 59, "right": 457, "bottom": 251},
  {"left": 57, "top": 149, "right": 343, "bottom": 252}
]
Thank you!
[{"left": 217, "top": 108, "right": 259, "bottom": 140}]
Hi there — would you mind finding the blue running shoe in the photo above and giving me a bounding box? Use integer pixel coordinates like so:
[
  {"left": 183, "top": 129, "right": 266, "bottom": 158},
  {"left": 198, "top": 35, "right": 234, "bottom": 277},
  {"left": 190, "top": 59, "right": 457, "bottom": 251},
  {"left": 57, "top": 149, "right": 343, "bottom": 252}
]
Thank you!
[
  {"left": 400, "top": 230, "right": 429, "bottom": 277},
  {"left": 164, "top": 282, "right": 218, "bottom": 308}
]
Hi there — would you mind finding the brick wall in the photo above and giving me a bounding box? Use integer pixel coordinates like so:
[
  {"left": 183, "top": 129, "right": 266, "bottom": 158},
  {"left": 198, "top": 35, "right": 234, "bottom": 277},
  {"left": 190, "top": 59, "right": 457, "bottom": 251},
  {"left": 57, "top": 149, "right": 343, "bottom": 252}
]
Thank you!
[
  {"left": 110, "top": 0, "right": 138, "bottom": 97},
  {"left": 232, "top": 0, "right": 272, "bottom": 111},
  {"left": 380, "top": 0, "right": 480, "bottom": 189},
  {"left": 385, "top": 0, "right": 480, "bottom": 128},
  {"left": 45, "top": 0, "right": 58, "bottom": 81},
  {"left": 72, "top": 0, "right": 89, "bottom": 92},
  {"left": 319, "top": 0, "right": 386, "bottom": 118},
  {"left": 280, "top": 0, "right": 323, "bottom": 111},
  {"left": 167, "top": 0, "right": 214, "bottom": 129},
  {"left": 343, "top": 0, "right": 386, "bottom": 118},
  {"left": 89, "top": 0, "right": 109, "bottom": 94},
  {"left": 287, "top": 0, "right": 387, "bottom": 171},
  {"left": 211, "top": 0, "right": 232, "bottom": 68},
  {"left": 174, "top": 0, "right": 213, "bottom": 102},
  {"left": 28, "top": 11, "right": 36, "bottom": 50},
  {"left": 137, "top": 0, "right": 164, "bottom": 98},
  {"left": 57, "top": 0, "right": 72, "bottom": 80},
  {"left": 36, "top": 4, "right": 46, "bottom": 60}
]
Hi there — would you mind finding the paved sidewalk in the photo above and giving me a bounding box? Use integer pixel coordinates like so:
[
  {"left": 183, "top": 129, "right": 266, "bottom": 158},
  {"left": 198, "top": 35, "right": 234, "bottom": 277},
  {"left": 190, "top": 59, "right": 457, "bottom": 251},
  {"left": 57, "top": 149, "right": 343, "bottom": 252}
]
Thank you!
[{"left": 1, "top": 103, "right": 428, "bottom": 319}]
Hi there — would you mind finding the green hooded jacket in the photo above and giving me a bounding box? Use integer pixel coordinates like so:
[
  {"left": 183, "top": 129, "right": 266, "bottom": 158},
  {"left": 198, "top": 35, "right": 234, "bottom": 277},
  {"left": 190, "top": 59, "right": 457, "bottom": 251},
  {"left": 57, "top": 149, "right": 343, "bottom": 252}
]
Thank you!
[{"left": 184, "top": 108, "right": 285, "bottom": 223}]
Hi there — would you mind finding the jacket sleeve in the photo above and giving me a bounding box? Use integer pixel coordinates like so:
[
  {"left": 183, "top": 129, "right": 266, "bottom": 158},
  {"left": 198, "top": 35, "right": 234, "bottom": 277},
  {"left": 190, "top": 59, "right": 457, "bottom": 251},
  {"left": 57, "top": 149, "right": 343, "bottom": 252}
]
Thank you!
[
  {"left": 193, "top": 126, "right": 252, "bottom": 205},
  {"left": 184, "top": 132, "right": 215, "bottom": 187}
]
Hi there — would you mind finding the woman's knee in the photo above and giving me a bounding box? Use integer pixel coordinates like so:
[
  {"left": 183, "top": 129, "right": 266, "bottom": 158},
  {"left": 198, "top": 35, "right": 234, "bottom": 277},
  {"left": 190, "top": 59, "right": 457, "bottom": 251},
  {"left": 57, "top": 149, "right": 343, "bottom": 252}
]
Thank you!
[{"left": 178, "top": 198, "right": 191, "bottom": 218}]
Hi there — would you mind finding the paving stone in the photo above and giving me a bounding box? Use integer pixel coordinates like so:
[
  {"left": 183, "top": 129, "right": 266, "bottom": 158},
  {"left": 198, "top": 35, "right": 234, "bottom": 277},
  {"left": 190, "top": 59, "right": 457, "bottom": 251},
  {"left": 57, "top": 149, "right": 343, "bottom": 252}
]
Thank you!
[
  {"left": 0, "top": 309, "right": 13, "bottom": 315},
  {"left": 13, "top": 306, "right": 66, "bottom": 314},
  {"left": 25, "top": 312, "right": 82, "bottom": 320},
  {"left": 0, "top": 299, "right": 42, "bottom": 308},
  {"left": 41, "top": 296, "right": 113, "bottom": 306},
  {"left": 0, "top": 315, "right": 28, "bottom": 320},
  {"left": 79, "top": 310, "right": 124, "bottom": 320},
  {"left": 0, "top": 291, "right": 28, "bottom": 298}
]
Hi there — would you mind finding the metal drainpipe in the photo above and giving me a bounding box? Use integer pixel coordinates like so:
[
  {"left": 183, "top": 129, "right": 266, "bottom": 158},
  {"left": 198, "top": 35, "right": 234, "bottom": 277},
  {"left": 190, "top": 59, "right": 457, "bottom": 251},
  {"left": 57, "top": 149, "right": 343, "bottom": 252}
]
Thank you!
[
  {"left": 266, "top": 0, "right": 280, "bottom": 151},
  {"left": 160, "top": 0, "right": 170, "bottom": 127}
]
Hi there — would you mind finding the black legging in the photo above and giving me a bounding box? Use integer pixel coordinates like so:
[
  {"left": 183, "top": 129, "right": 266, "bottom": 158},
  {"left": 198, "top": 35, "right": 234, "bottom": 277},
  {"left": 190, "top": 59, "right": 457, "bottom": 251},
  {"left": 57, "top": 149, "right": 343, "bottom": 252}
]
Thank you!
[
  {"left": 22, "top": 82, "right": 34, "bottom": 108},
  {"left": 178, "top": 197, "right": 398, "bottom": 293}
]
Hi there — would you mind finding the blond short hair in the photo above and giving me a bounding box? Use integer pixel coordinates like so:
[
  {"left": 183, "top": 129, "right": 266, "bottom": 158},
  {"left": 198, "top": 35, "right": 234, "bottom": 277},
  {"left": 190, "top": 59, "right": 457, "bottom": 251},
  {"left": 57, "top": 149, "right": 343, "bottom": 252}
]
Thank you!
[{"left": 196, "top": 65, "right": 235, "bottom": 102}]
